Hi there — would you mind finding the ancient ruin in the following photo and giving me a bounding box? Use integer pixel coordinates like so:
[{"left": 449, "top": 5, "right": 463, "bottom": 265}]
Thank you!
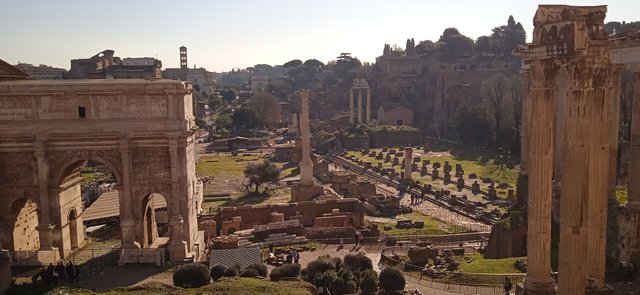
[
  {"left": 517, "top": 5, "right": 616, "bottom": 294},
  {"left": 291, "top": 90, "right": 323, "bottom": 202},
  {"left": 0, "top": 79, "right": 204, "bottom": 265},
  {"left": 349, "top": 78, "right": 371, "bottom": 124}
]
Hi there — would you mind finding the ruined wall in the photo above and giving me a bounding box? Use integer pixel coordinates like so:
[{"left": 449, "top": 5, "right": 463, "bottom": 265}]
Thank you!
[
  {"left": 367, "top": 128, "right": 422, "bottom": 148},
  {"left": 215, "top": 199, "right": 364, "bottom": 232}
]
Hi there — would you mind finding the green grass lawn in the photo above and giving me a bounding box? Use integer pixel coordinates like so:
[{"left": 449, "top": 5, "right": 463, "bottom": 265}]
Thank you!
[
  {"left": 45, "top": 278, "right": 314, "bottom": 295},
  {"left": 456, "top": 253, "right": 524, "bottom": 273},
  {"left": 371, "top": 211, "right": 464, "bottom": 236},
  {"left": 196, "top": 154, "right": 262, "bottom": 177},
  {"left": 346, "top": 148, "right": 519, "bottom": 187}
]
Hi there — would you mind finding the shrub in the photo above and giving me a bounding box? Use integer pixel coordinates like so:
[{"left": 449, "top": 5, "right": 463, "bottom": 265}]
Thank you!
[
  {"left": 379, "top": 267, "right": 405, "bottom": 292},
  {"left": 240, "top": 268, "right": 259, "bottom": 278},
  {"left": 210, "top": 264, "right": 227, "bottom": 281},
  {"left": 344, "top": 254, "right": 373, "bottom": 271},
  {"left": 223, "top": 267, "right": 238, "bottom": 277},
  {"left": 331, "top": 277, "right": 346, "bottom": 295},
  {"left": 305, "top": 256, "right": 336, "bottom": 282},
  {"left": 359, "top": 269, "right": 378, "bottom": 294},
  {"left": 244, "top": 263, "right": 268, "bottom": 277},
  {"left": 270, "top": 263, "right": 301, "bottom": 281},
  {"left": 346, "top": 280, "right": 357, "bottom": 294},
  {"left": 172, "top": 263, "right": 210, "bottom": 288}
]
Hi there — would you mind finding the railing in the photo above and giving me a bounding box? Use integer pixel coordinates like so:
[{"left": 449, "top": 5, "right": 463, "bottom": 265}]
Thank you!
[{"left": 379, "top": 246, "right": 525, "bottom": 295}]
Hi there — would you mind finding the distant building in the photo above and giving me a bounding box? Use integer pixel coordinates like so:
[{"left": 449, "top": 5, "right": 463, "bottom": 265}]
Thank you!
[
  {"left": 373, "top": 50, "right": 519, "bottom": 136},
  {"left": 67, "top": 49, "right": 161, "bottom": 79},
  {"left": 251, "top": 75, "right": 268, "bottom": 93},
  {"left": 0, "top": 59, "right": 29, "bottom": 82},
  {"left": 377, "top": 103, "right": 414, "bottom": 126},
  {"left": 14, "top": 63, "right": 66, "bottom": 79}
]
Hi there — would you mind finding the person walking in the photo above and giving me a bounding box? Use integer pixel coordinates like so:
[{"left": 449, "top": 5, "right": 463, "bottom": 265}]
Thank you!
[{"left": 503, "top": 276, "right": 513, "bottom": 295}]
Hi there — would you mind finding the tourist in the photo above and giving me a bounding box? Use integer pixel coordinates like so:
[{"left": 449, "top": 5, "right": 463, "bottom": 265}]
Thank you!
[
  {"left": 46, "top": 263, "right": 55, "bottom": 285},
  {"left": 503, "top": 276, "right": 512, "bottom": 295},
  {"left": 56, "top": 261, "right": 66, "bottom": 282},
  {"left": 293, "top": 250, "right": 299, "bottom": 264},
  {"left": 66, "top": 261, "right": 75, "bottom": 283},
  {"left": 269, "top": 243, "right": 274, "bottom": 254},
  {"left": 354, "top": 232, "right": 360, "bottom": 246}
]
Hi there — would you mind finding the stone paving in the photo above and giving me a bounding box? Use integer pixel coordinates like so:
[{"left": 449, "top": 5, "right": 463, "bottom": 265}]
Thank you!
[{"left": 376, "top": 182, "right": 491, "bottom": 232}]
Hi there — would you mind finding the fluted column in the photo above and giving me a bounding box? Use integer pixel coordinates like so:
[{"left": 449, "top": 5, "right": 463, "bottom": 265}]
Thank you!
[
  {"left": 628, "top": 72, "right": 640, "bottom": 209},
  {"left": 349, "top": 89, "right": 354, "bottom": 124},
  {"left": 366, "top": 88, "right": 371, "bottom": 123},
  {"left": 357, "top": 89, "right": 363, "bottom": 123},
  {"left": 557, "top": 59, "right": 595, "bottom": 294},
  {"left": 585, "top": 62, "right": 614, "bottom": 288},
  {"left": 524, "top": 60, "right": 555, "bottom": 294},
  {"left": 299, "top": 90, "right": 314, "bottom": 186},
  {"left": 34, "top": 141, "right": 53, "bottom": 250}
]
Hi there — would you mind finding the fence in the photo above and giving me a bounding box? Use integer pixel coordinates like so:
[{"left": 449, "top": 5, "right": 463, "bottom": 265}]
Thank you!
[{"left": 380, "top": 246, "right": 525, "bottom": 295}]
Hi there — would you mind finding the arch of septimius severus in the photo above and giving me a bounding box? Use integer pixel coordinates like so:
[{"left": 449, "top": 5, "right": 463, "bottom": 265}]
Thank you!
[
  {"left": 0, "top": 79, "right": 204, "bottom": 265},
  {"left": 517, "top": 5, "right": 640, "bottom": 294}
]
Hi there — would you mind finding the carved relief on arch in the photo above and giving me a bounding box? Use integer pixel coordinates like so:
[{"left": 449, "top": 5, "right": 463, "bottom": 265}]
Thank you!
[
  {"left": 131, "top": 147, "right": 171, "bottom": 181},
  {"left": 0, "top": 152, "right": 37, "bottom": 185},
  {"left": 48, "top": 149, "right": 123, "bottom": 187}
]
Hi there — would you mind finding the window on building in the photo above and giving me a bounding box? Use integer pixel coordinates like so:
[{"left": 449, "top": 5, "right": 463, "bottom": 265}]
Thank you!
[{"left": 78, "top": 106, "right": 86, "bottom": 119}]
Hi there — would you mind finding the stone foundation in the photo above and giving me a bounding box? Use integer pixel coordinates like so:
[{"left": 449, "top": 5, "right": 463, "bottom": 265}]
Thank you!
[{"left": 291, "top": 184, "right": 324, "bottom": 202}]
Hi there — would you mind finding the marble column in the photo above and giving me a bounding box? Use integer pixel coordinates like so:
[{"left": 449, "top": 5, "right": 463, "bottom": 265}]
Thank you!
[
  {"left": 403, "top": 148, "right": 412, "bottom": 180},
  {"left": 628, "top": 72, "right": 640, "bottom": 209},
  {"left": 585, "top": 63, "right": 614, "bottom": 289},
  {"left": 349, "top": 89, "right": 354, "bottom": 124},
  {"left": 118, "top": 139, "right": 138, "bottom": 248},
  {"left": 524, "top": 60, "right": 555, "bottom": 294},
  {"left": 35, "top": 142, "right": 53, "bottom": 250},
  {"left": 557, "top": 60, "right": 595, "bottom": 294},
  {"left": 299, "top": 90, "right": 314, "bottom": 186},
  {"left": 366, "top": 88, "right": 371, "bottom": 123},
  {"left": 357, "top": 89, "right": 363, "bottom": 123}
]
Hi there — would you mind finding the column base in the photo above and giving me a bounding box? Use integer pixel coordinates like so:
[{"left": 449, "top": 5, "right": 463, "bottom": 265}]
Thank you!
[
  {"left": 120, "top": 220, "right": 140, "bottom": 249},
  {"left": 585, "top": 286, "right": 613, "bottom": 295},
  {"left": 522, "top": 277, "right": 556, "bottom": 295},
  {"left": 516, "top": 283, "right": 556, "bottom": 295},
  {"left": 291, "top": 184, "right": 323, "bottom": 202},
  {"left": 168, "top": 240, "right": 190, "bottom": 262}
]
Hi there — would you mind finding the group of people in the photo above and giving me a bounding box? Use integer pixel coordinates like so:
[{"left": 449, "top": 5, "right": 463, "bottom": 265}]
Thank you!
[
  {"left": 33, "top": 261, "right": 80, "bottom": 285},
  {"left": 267, "top": 244, "right": 300, "bottom": 265}
]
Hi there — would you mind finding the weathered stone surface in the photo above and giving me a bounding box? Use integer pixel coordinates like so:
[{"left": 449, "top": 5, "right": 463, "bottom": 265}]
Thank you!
[
  {"left": 0, "top": 79, "right": 202, "bottom": 264},
  {"left": 408, "top": 246, "right": 438, "bottom": 267}
]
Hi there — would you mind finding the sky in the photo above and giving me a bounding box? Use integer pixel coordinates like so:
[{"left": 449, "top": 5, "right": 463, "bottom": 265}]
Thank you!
[{"left": 1, "top": 0, "right": 638, "bottom": 72}]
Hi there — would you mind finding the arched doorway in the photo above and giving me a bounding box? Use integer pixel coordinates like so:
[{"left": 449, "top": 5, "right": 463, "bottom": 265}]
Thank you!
[
  {"left": 53, "top": 158, "right": 119, "bottom": 256},
  {"left": 68, "top": 209, "right": 79, "bottom": 250},
  {"left": 141, "top": 193, "right": 169, "bottom": 248},
  {"left": 10, "top": 198, "right": 40, "bottom": 251}
]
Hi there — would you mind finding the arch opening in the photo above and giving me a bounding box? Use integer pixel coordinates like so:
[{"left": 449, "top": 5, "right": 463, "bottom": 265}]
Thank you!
[{"left": 141, "top": 193, "right": 169, "bottom": 248}]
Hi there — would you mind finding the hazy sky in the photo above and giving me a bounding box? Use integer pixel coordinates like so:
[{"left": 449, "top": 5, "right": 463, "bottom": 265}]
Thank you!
[{"left": 1, "top": 0, "right": 638, "bottom": 72}]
